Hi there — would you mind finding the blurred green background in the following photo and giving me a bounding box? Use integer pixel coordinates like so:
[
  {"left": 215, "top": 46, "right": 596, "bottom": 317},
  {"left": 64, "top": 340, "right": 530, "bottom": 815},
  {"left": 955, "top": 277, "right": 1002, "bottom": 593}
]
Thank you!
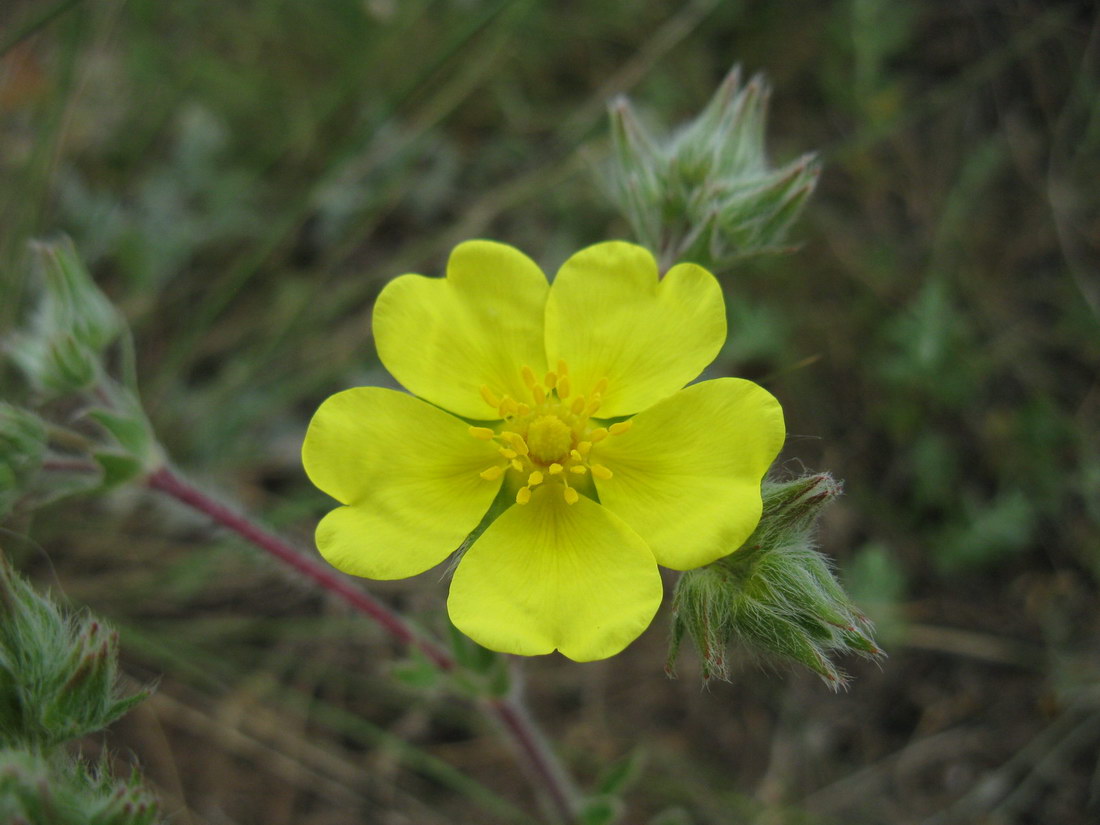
[{"left": 2, "top": 0, "right": 1098, "bottom": 822}]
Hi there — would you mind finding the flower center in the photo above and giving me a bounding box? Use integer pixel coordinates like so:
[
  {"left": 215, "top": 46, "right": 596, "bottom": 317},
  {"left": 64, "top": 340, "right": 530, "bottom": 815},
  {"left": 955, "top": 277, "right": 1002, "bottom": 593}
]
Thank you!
[
  {"left": 467, "top": 360, "right": 632, "bottom": 505},
  {"left": 526, "top": 415, "right": 571, "bottom": 463}
]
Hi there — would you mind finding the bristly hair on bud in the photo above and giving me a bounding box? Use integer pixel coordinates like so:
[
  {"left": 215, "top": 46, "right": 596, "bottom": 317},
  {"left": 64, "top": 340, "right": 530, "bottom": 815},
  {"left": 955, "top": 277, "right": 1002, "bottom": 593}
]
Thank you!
[
  {"left": 0, "top": 404, "right": 48, "bottom": 519},
  {"left": 0, "top": 748, "right": 163, "bottom": 825},
  {"left": 606, "top": 65, "right": 820, "bottom": 273},
  {"left": 667, "top": 474, "right": 883, "bottom": 689},
  {"left": 0, "top": 553, "right": 149, "bottom": 751},
  {"left": 5, "top": 237, "right": 126, "bottom": 399}
]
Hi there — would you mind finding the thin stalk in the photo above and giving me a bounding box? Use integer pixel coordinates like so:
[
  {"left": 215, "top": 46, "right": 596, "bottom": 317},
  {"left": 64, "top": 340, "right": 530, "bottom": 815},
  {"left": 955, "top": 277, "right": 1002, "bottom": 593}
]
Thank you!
[{"left": 143, "top": 464, "right": 580, "bottom": 823}]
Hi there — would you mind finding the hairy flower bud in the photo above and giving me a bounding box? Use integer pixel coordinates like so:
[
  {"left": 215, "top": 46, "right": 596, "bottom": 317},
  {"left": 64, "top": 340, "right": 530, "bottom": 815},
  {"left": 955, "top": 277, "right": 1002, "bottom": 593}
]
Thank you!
[
  {"left": 667, "top": 474, "right": 882, "bottom": 687},
  {"left": 0, "top": 404, "right": 47, "bottom": 518},
  {"left": 5, "top": 237, "right": 123, "bottom": 398},
  {"left": 607, "top": 65, "right": 820, "bottom": 271},
  {"left": 0, "top": 749, "right": 161, "bottom": 825},
  {"left": 0, "top": 555, "right": 147, "bottom": 750}
]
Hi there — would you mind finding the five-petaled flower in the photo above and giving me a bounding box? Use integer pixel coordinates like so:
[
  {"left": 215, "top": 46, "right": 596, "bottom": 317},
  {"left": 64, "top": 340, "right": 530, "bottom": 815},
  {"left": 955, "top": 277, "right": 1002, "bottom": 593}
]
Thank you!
[{"left": 302, "top": 241, "right": 785, "bottom": 661}]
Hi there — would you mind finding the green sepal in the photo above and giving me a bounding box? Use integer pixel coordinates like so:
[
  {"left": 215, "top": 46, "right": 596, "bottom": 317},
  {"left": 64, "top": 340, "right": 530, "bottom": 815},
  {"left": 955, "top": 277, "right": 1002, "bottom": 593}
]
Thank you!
[
  {"left": 93, "top": 452, "right": 145, "bottom": 489},
  {"left": 88, "top": 409, "right": 152, "bottom": 459}
]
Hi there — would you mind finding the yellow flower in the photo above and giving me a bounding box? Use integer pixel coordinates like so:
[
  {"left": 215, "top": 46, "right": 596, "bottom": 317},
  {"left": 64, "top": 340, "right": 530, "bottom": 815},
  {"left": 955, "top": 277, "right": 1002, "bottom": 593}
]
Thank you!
[{"left": 302, "top": 241, "right": 785, "bottom": 661}]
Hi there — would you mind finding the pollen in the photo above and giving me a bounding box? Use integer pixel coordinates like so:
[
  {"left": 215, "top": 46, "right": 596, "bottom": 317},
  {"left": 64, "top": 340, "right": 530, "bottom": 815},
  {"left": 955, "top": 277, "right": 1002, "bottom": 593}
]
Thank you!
[{"left": 470, "top": 363, "right": 635, "bottom": 503}]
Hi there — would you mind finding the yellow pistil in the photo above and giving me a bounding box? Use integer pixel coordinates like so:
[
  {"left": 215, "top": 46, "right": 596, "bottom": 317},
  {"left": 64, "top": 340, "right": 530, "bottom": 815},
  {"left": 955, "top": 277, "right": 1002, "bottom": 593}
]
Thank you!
[{"left": 469, "top": 362, "right": 634, "bottom": 505}]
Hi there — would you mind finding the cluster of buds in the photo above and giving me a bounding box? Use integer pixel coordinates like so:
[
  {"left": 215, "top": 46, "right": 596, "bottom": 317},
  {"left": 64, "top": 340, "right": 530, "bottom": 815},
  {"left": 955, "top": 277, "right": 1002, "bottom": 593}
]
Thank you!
[
  {"left": 1, "top": 238, "right": 161, "bottom": 502},
  {"left": 5, "top": 238, "right": 125, "bottom": 399},
  {"left": 0, "top": 749, "right": 160, "bottom": 825},
  {"left": 668, "top": 474, "right": 882, "bottom": 687},
  {"left": 607, "top": 66, "right": 820, "bottom": 272},
  {"left": 0, "top": 554, "right": 146, "bottom": 750}
]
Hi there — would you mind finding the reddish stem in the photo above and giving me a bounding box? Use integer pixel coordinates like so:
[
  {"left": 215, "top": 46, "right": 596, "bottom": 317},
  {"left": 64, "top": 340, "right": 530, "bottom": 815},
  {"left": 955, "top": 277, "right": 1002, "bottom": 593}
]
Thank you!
[{"left": 144, "top": 464, "right": 579, "bottom": 822}]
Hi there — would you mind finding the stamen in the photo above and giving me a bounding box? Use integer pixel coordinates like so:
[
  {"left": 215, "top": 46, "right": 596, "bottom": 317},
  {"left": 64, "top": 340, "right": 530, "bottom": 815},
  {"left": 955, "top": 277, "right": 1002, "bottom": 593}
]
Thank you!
[
  {"left": 589, "top": 427, "right": 608, "bottom": 442},
  {"left": 590, "top": 464, "right": 613, "bottom": 480},
  {"left": 480, "top": 385, "right": 501, "bottom": 408},
  {"left": 557, "top": 359, "right": 568, "bottom": 376},
  {"left": 499, "top": 448, "right": 517, "bottom": 459},
  {"left": 516, "top": 486, "right": 532, "bottom": 505},
  {"left": 577, "top": 441, "right": 592, "bottom": 455},
  {"left": 468, "top": 426, "right": 494, "bottom": 440},
  {"left": 521, "top": 365, "right": 537, "bottom": 390},
  {"left": 548, "top": 463, "right": 563, "bottom": 475},
  {"left": 570, "top": 465, "right": 587, "bottom": 475},
  {"left": 563, "top": 486, "right": 579, "bottom": 505},
  {"left": 569, "top": 449, "right": 582, "bottom": 461},
  {"left": 544, "top": 370, "right": 557, "bottom": 388},
  {"left": 516, "top": 402, "right": 531, "bottom": 416},
  {"left": 499, "top": 398, "right": 518, "bottom": 417},
  {"left": 557, "top": 375, "right": 571, "bottom": 399},
  {"left": 479, "top": 465, "right": 504, "bottom": 480},
  {"left": 609, "top": 420, "right": 632, "bottom": 436},
  {"left": 570, "top": 397, "right": 586, "bottom": 415},
  {"left": 531, "top": 384, "right": 546, "bottom": 405},
  {"left": 593, "top": 377, "right": 608, "bottom": 396},
  {"left": 510, "top": 459, "right": 523, "bottom": 471},
  {"left": 586, "top": 399, "right": 601, "bottom": 416},
  {"left": 500, "top": 432, "right": 530, "bottom": 455},
  {"left": 527, "top": 471, "right": 544, "bottom": 486}
]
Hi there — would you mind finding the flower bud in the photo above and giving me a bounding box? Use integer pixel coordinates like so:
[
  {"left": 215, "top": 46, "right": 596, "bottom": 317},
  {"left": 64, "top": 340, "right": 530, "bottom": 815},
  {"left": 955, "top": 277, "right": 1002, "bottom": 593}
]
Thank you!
[
  {"left": 0, "top": 555, "right": 147, "bottom": 749},
  {"left": 0, "top": 404, "right": 47, "bottom": 518},
  {"left": 667, "top": 473, "right": 882, "bottom": 687},
  {"left": 5, "top": 237, "right": 122, "bottom": 398},
  {"left": 606, "top": 65, "right": 820, "bottom": 270}
]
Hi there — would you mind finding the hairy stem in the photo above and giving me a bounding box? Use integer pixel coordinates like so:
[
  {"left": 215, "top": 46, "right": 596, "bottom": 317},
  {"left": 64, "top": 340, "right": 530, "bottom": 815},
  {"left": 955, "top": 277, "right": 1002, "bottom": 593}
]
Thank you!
[{"left": 144, "top": 464, "right": 579, "bottom": 822}]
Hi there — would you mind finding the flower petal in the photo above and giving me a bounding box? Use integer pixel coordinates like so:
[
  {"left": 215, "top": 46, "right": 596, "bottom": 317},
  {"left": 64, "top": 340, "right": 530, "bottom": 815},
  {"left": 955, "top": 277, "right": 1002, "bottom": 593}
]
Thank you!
[
  {"left": 374, "top": 241, "right": 549, "bottom": 419},
  {"left": 545, "top": 241, "right": 726, "bottom": 416},
  {"left": 303, "top": 387, "right": 502, "bottom": 579},
  {"left": 447, "top": 485, "right": 662, "bottom": 661},
  {"left": 590, "top": 377, "right": 785, "bottom": 570}
]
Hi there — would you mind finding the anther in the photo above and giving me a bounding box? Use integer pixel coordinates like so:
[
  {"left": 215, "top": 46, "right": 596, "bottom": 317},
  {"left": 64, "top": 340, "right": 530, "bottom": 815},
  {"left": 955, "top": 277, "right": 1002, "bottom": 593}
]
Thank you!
[
  {"left": 516, "top": 486, "right": 532, "bottom": 505},
  {"left": 468, "top": 426, "right": 494, "bottom": 440},
  {"left": 527, "top": 471, "right": 544, "bottom": 486},
  {"left": 590, "top": 464, "right": 613, "bottom": 480},
  {"left": 532, "top": 384, "right": 546, "bottom": 405},
  {"left": 479, "top": 465, "right": 504, "bottom": 480},
  {"left": 480, "top": 385, "right": 501, "bottom": 408},
  {"left": 586, "top": 399, "right": 601, "bottom": 416},
  {"left": 577, "top": 441, "right": 592, "bottom": 455},
  {"left": 593, "top": 377, "right": 608, "bottom": 396},
  {"left": 548, "top": 463, "right": 563, "bottom": 475},
  {"left": 563, "top": 486, "right": 579, "bottom": 505},
  {"left": 499, "top": 448, "right": 517, "bottom": 459},
  {"left": 570, "top": 449, "right": 582, "bottom": 461},
  {"left": 557, "top": 375, "right": 571, "bottom": 399},
  {"left": 544, "top": 370, "right": 557, "bottom": 388},
  {"left": 570, "top": 465, "right": 587, "bottom": 475},
  {"left": 510, "top": 459, "right": 523, "bottom": 471},
  {"left": 589, "top": 427, "right": 608, "bottom": 442},
  {"left": 521, "top": 365, "right": 537, "bottom": 389},
  {"left": 557, "top": 359, "right": 568, "bottom": 376},
  {"left": 570, "top": 397, "right": 586, "bottom": 415},
  {"left": 516, "top": 403, "right": 531, "bottom": 416},
  {"left": 609, "top": 420, "right": 633, "bottom": 436},
  {"left": 499, "top": 398, "right": 518, "bottom": 417}
]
